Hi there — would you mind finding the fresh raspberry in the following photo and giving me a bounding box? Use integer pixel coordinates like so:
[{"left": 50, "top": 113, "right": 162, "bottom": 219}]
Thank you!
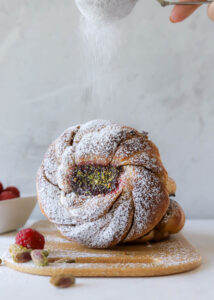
[
  {"left": 15, "top": 228, "right": 45, "bottom": 250},
  {"left": 4, "top": 186, "right": 20, "bottom": 198},
  {"left": 0, "top": 191, "right": 17, "bottom": 201},
  {"left": 0, "top": 182, "right": 3, "bottom": 193}
]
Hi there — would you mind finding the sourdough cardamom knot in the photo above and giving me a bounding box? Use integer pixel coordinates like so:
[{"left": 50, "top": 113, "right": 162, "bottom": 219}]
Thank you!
[{"left": 37, "top": 119, "right": 185, "bottom": 248}]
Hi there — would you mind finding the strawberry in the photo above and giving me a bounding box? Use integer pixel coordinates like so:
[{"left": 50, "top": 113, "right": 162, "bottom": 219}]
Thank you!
[
  {"left": 4, "top": 186, "right": 20, "bottom": 198},
  {"left": 0, "top": 191, "right": 17, "bottom": 201},
  {"left": 16, "top": 228, "right": 45, "bottom": 250}
]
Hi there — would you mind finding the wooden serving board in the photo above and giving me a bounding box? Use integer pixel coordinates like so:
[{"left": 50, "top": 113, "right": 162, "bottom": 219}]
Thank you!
[{"left": 4, "top": 220, "right": 201, "bottom": 277}]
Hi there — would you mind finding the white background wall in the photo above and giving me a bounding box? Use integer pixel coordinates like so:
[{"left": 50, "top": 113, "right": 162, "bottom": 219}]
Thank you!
[{"left": 0, "top": 0, "right": 213, "bottom": 218}]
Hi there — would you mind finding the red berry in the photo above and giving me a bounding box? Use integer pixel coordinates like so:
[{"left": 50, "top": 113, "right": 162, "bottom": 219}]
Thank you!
[
  {"left": 4, "top": 186, "right": 20, "bottom": 198},
  {"left": 0, "top": 182, "right": 3, "bottom": 193},
  {"left": 15, "top": 228, "right": 45, "bottom": 250},
  {"left": 0, "top": 191, "right": 17, "bottom": 201}
]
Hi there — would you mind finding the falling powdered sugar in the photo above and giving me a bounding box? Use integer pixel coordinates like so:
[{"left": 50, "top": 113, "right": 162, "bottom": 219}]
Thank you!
[{"left": 77, "top": 2, "right": 132, "bottom": 106}]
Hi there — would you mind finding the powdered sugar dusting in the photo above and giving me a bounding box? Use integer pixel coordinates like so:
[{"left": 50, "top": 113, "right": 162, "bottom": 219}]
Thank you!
[
  {"left": 3, "top": 229, "right": 201, "bottom": 276},
  {"left": 37, "top": 119, "right": 180, "bottom": 248},
  {"left": 161, "top": 199, "right": 183, "bottom": 225},
  {"left": 73, "top": 121, "right": 139, "bottom": 165},
  {"left": 55, "top": 125, "right": 80, "bottom": 161},
  {"left": 57, "top": 192, "right": 133, "bottom": 248},
  {"left": 37, "top": 166, "right": 73, "bottom": 225},
  {"left": 112, "top": 137, "right": 165, "bottom": 177},
  {"left": 124, "top": 166, "right": 169, "bottom": 242},
  {"left": 43, "top": 143, "right": 58, "bottom": 185},
  {"left": 61, "top": 180, "right": 124, "bottom": 223}
]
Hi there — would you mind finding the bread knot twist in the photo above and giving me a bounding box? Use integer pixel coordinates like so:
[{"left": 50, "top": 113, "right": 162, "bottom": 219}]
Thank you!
[{"left": 37, "top": 120, "right": 184, "bottom": 248}]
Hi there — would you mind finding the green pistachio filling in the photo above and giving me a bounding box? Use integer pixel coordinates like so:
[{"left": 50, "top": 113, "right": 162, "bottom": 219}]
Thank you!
[{"left": 71, "top": 165, "right": 121, "bottom": 196}]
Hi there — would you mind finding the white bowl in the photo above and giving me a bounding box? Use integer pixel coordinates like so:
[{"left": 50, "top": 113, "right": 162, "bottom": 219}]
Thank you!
[{"left": 0, "top": 196, "right": 37, "bottom": 234}]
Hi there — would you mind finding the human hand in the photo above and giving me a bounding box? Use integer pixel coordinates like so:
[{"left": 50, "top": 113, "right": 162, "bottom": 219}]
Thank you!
[{"left": 170, "top": 0, "right": 214, "bottom": 23}]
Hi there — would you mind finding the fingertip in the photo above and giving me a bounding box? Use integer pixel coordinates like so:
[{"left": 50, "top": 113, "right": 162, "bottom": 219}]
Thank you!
[
  {"left": 169, "top": 15, "right": 177, "bottom": 23},
  {"left": 170, "top": 17, "right": 179, "bottom": 23},
  {"left": 169, "top": 3, "right": 200, "bottom": 24},
  {"left": 170, "top": 8, "right": 180, "bottom": 23},
  {"left": 170, "top": 6, "right": 185, "bottom": 23},
  {"left": 207, "top": 2, "right": 214, "bottom": 21}
]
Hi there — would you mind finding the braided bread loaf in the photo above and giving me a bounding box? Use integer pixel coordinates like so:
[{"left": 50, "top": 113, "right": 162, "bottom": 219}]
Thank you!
[{"left": 37, "top": 120, "right": 185, "bottom": 248}]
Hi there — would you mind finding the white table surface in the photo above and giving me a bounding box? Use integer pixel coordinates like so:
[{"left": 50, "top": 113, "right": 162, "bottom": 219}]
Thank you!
[{"left": 0, "top": 219, "right": 214, "bottom": 300}]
